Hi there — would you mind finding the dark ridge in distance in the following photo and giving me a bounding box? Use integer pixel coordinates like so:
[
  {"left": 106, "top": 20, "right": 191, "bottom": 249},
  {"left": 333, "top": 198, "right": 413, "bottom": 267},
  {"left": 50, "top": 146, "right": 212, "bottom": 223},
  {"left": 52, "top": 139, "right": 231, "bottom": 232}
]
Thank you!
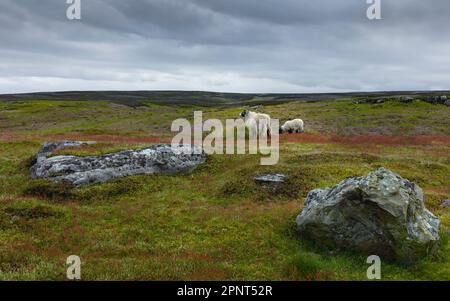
[{"left": 0, "top": 90, "right": 448, "bottom": 107}]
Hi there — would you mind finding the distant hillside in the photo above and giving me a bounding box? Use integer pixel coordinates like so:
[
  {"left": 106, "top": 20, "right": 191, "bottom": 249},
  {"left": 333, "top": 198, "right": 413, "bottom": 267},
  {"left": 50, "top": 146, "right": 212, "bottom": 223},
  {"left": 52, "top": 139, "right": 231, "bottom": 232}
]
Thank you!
[{"left": 0, "top": 90, "right": 448, "bottom": 107}]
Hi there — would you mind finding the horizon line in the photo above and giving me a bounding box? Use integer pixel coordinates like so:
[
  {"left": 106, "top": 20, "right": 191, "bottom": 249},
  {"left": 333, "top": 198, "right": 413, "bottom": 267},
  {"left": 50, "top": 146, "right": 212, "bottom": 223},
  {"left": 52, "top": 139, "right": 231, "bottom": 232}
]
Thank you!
[{"left": 1, "top": 89, "right": 450, "bottom": 96}]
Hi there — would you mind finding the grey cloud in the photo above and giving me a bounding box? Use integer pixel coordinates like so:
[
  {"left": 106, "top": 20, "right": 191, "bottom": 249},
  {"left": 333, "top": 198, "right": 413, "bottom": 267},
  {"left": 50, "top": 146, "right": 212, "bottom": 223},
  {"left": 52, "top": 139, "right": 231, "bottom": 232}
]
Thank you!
[{"left": 0, "top": 0, "right": 449, "bottom": 93}]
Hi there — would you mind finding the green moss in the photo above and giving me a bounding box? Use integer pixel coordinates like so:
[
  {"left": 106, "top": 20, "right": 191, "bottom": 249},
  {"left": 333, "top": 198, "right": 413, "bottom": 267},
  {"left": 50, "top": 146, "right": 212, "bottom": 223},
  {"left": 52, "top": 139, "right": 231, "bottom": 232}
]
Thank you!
[
  {"left": 23, "top": 180, "right": 75, "bottom": 201},
  {"left": 3, "top": 204, "right": 64, "bottom": 220}
]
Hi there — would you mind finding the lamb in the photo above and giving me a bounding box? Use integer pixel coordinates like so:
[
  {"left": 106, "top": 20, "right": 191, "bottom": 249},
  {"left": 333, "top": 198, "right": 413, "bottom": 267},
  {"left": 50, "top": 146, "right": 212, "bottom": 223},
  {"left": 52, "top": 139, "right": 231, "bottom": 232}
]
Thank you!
[
  {"left": 239, "top": 110, "right": 271, "bottom": 137},
  {"left": 279, "top": 119, "right": 304, "bottom": 134}
]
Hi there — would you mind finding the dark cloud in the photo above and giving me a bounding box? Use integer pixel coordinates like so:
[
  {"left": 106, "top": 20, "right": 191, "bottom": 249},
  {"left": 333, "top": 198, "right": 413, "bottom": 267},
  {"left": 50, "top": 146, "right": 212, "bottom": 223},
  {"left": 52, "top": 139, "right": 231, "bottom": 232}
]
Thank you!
[{"left": 0, "top": 0, "right": 449, "bottom": 93}]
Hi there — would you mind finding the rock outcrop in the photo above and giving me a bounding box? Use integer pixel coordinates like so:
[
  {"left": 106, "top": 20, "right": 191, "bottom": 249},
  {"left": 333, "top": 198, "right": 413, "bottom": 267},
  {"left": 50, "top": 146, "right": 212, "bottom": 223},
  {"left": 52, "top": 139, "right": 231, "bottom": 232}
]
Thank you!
[
  {"left": 30, "top": 141, "right": 206, "bottom": 186},
  {"left": 296, "top": 168, "right": 440, "bottom": 262}
]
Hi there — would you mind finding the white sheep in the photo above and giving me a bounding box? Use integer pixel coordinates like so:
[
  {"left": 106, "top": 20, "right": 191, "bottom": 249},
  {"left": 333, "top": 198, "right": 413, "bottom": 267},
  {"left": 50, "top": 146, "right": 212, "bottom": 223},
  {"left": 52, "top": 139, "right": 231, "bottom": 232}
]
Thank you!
[
  {"left": 239, "top": 110, "right": 271, "bottom": 137},
  {"left": 280, "top": 119, "right": 304, "bottom": 134}
]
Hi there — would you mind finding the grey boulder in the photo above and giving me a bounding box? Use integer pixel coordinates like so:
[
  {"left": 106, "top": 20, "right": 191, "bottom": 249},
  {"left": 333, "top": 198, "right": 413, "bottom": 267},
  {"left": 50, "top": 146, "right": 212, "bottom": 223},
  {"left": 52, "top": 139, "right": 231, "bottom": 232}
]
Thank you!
[
  {"left": 296, "top": 167, "right": 440, "bottom": 262},
  {"left": 30, "top": 141, "right": 206, "bottom": 186}
]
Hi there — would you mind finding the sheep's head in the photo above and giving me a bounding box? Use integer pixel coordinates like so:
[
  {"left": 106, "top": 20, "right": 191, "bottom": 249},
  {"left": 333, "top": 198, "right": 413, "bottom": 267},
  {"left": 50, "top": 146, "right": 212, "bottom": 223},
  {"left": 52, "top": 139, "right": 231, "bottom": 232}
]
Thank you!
[
  {"left": 239, "top": 110, "right": 249, "bottom": 118},
  {"left": 279, "top": 126, "right": 285, "bottom": 134}
]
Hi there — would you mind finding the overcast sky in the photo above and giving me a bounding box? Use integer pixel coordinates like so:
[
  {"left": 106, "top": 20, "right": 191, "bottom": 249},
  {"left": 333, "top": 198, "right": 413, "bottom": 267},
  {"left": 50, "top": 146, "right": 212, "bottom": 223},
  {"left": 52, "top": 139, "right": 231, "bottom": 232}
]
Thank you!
[{"left": 0, "top": 0, "right": 449, "bottom": 94}]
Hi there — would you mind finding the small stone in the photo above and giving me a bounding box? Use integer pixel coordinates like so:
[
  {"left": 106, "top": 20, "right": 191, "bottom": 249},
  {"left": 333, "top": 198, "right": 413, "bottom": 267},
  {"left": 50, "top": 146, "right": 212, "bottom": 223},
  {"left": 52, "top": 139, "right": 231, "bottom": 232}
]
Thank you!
[
  {"left": 442, "top": 199, "right": 450, "bottom": 208},
  {"left": 254, "top": 173, "right": 287, "bottom": 186},
  {"left": 328, "top": 250, "right": 338, "bottom": 256}
]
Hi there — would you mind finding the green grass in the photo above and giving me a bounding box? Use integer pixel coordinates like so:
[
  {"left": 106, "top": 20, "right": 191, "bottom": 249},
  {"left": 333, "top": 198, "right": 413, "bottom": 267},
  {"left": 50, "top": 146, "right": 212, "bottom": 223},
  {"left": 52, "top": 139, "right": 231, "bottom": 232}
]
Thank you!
[
  {"left": 269, "top": 99, "right": 450, "bottom": 135},
  {"left": 1, "top": 98, "right": 449, "bottom": 137},
  {"left": 0, "top": 99, "right": 449, "bottom": 280}
]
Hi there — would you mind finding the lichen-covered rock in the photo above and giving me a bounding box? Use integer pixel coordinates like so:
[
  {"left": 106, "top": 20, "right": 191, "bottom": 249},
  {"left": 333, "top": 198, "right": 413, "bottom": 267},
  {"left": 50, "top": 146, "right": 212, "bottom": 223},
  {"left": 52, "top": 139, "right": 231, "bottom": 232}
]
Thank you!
[
  {"left": 296, "top": 167, "right": 440, "bottom": 262},
  {"left": 254, "top": 173, "right": 287, "bottom": 192},
  {"left": 254, "top": 174, "right": 287, "bottom": 185},
  {"left": 30, "top": 141, "right": 206, "bottom": 186}
]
